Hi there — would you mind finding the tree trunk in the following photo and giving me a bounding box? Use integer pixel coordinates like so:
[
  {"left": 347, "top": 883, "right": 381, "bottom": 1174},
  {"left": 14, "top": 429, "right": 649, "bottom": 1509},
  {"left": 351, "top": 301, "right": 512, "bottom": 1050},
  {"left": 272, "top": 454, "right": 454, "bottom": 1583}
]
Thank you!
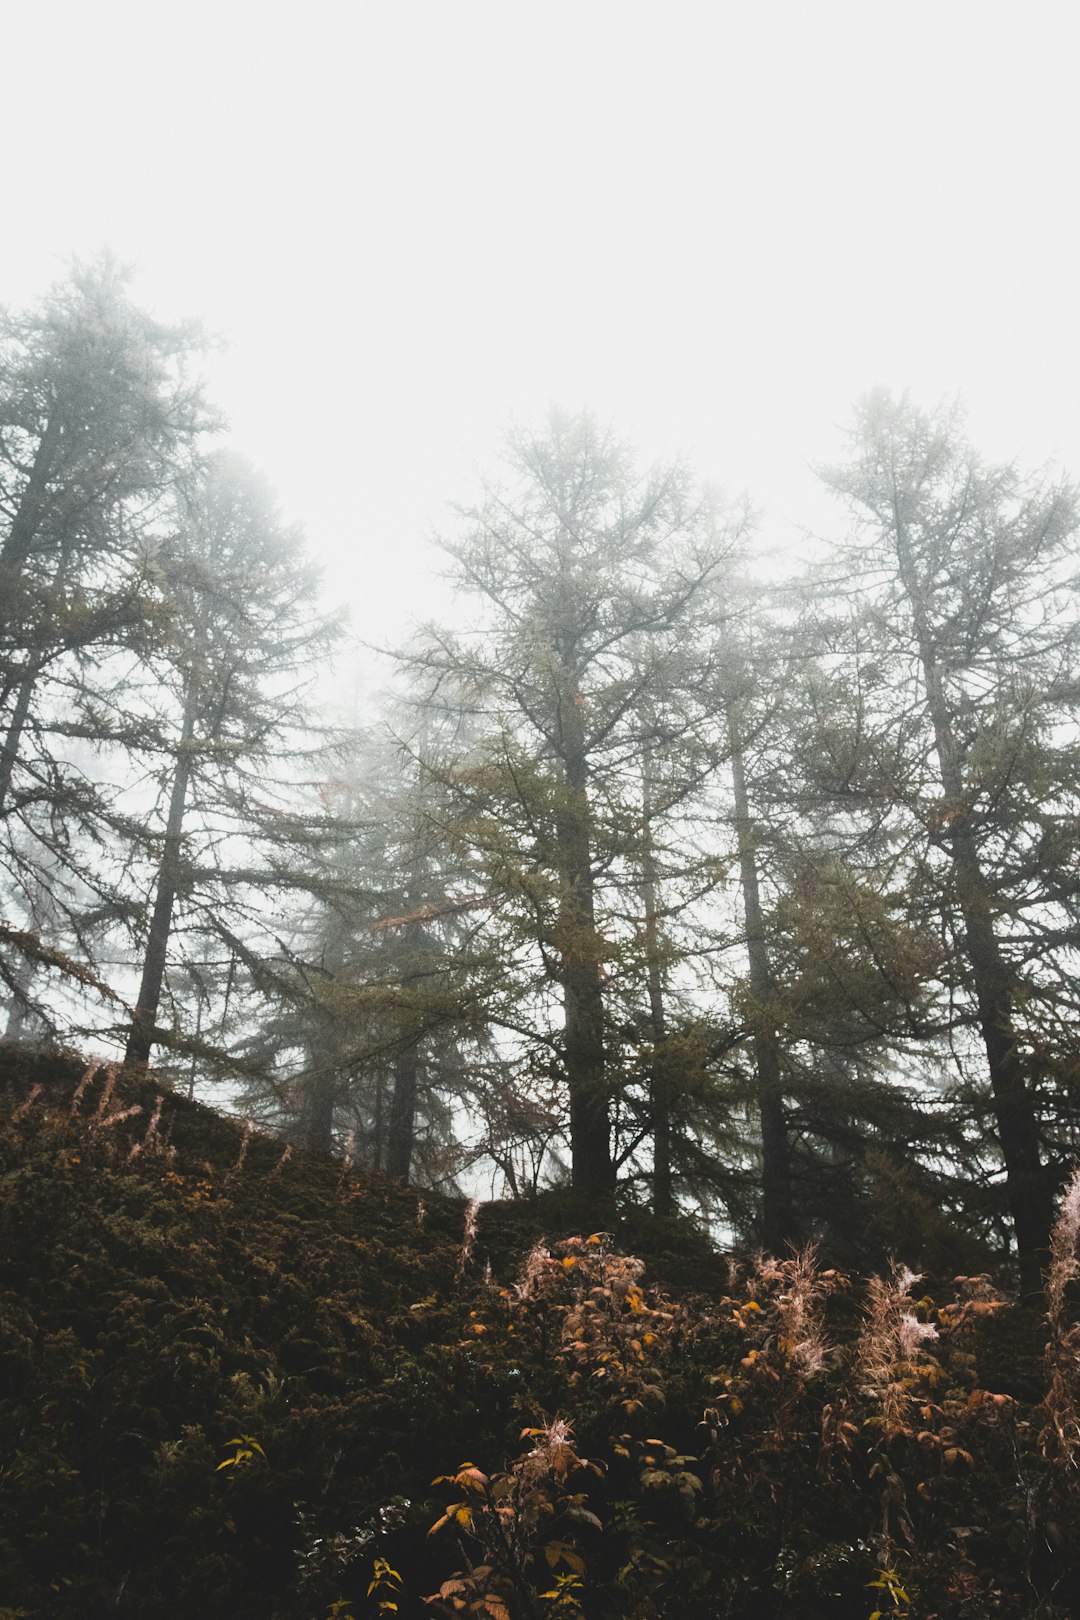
[
  {"left": 303, "top": 1067, "right": 337, "bottom": 1154},
  {"left": 4, "top": 954, "right": 37, "bottom": 1042},
  {"left": 639, "top": 753, "right": 673, "bottom": 1216},
  {"left": 556, "top": 688, "right": 614, "bottom": 1197},
  {"left": 384, "top": 910, "right": 427, "bottom": 1182},
  {"left": 387, "top": 1042, "right": 420, "bottom": 1182},
  {"left": 729, "top": 710, "right": 795, "bottom": 1253},
  {"left": 1, "top": 412, "right": 62, "bottom": 570},
  {"left": 894, "top": 508, "right": 1050, "bottom": 1290},
  {"left": 125, "top": 689, "right": 197, "bottom": 1067},
  {"left": 1, "top": 532, "right": 79, "bottom": 813},
  {"left": 0, "top": 671, "right": 37, "bottom": 815},
  {"left": 950, "top": 824, "right": 1049, "bottom": 1287},
  {"left": 2, "top": 877, "right": 58, "bottom": 1042}
]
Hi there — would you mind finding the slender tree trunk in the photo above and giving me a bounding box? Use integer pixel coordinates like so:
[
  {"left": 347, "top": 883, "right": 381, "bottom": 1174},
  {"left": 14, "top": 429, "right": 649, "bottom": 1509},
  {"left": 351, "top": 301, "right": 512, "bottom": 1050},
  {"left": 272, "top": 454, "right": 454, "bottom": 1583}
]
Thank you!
[
  {"left": 639, "top": 753, "right": 674, "bottom": 1216},
  {"left": 894, "top": 509, "right": 1050, "bottom": 1290},
  {"left": 125, "top": 689, "right": 197, "bottom": 1067},
  {"left": 3, "top": 877, "right": 58, "bottom": 1042},
  {"left": 556, "top": 688, "right": 614, "bottom": 1197},
  {"left": 728, "top": 710, "right": 795, "bottom": 1253},
  {"left": 4, "top": 954, "right": 37, "bottom": 1041},
  {"left": 384, "top": 908, "right": 427, "bottom": 1181},
  {"left": 927, "top": 701, "right": 1049, "bottom": 1289},
  {"left": 0, "top": 671, "right": 37, "bottom": 814},
  {"left": 372, "top": 1072, "right": 387, "bottom": 1170},
  {"left": 303, "top": 1068, "right": 337, "bottom": 1154},
  {"left": 387, "top": 1042, "right": 420, "bottom": 1182},
  {"left": 2, "top": 535, "right": 75, "bottom": 813},
  {"left": 1, "top": 412, "right": 62, "bottom": 570},
  {"left": 301, "top": 953, "right": 340, "bottom": 1153},
  {"left": 299, "top": 923, "right": 346, "bottom": 1152}
]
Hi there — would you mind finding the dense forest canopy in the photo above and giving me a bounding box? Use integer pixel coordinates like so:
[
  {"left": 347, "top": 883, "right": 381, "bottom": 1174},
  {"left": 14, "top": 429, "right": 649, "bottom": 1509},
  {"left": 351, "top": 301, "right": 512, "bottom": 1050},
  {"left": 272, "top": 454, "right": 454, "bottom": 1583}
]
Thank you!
[{"left": 4, "top": 259, "right": 1080, "bottom": 1288}]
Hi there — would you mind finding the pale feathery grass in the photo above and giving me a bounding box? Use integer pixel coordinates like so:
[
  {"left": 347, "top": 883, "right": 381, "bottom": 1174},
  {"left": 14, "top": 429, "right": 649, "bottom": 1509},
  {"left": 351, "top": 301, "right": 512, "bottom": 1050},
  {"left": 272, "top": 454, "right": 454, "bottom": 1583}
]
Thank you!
[
  {"left": 854, "top": 1263, "right": 938, "bottom": 1440},
  {"left": 127, "top": 1094, "right": 164, "bottom": 1159},
  {"left": 755, "top": 1246, "right": 830, "bottom": 1377},
  {"left": 224, "top": 1115, "right": 255, "bottom": 1187},
  {"left": 455, "top": 1196, "right": 481, "bottom": 1280},
  {"left": 1042, "top": 1164, "right": 1080, "bottom": 1468}
]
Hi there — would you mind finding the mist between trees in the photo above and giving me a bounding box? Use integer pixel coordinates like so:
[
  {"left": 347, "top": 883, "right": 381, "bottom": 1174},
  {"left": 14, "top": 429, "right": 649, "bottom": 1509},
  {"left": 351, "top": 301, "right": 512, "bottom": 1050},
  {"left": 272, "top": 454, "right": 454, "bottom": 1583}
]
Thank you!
[{"left": 4, "top": 256, "right": 1080, "bottom": 1288}]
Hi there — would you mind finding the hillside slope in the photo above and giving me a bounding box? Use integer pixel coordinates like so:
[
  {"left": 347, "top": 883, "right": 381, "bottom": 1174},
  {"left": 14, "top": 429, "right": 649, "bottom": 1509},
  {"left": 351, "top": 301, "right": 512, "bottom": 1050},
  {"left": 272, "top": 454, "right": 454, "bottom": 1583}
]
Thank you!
[{"left": 1, "top": 1044, "right": 1078, "bottom": 1618}]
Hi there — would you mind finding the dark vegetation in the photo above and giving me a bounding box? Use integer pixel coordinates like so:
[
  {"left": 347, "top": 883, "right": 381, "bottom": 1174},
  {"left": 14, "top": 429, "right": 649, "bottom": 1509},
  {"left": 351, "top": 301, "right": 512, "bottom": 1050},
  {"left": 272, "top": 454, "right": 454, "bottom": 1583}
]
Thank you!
[{"left": 4, "top": 1045, "right": 1080, "bottom": 1619}]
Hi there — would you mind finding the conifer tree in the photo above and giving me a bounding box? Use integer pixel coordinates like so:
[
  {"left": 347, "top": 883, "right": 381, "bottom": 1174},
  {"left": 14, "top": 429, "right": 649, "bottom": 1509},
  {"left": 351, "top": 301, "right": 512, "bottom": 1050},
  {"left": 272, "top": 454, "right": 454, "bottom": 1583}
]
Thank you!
[
  {"left": 0, "top": 256, "right": 214, "bottom": 1024},
  {"left": 703, "top": 615, "right": 943, "bottom": 1257},
  {"left": 123, "top": 452, "right": 340, "bottom": 1071},
  {"left": 404, "top": 410, "right": 744, "bottom": 1199},
  {"left": 234, "top": 729, "right": 494, "bottom": 1181},
  {"left": 813, "top": 392, "right": 1080, "bottom": 1287}
]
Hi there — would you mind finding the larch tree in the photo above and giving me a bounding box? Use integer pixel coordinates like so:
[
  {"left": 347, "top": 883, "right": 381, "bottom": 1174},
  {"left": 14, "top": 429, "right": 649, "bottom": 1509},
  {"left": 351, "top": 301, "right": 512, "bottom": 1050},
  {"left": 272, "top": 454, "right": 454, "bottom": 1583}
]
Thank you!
[
  {"left": 123, "top": 452, "right": 341, "bottom": 1072},
  {"left": 725, "top": 672, "right": 795, "bottom": 1250},
  {"left": 814, "top": 391, "right": 1080, "bottom": 1288},
  {"left": 0, "top": 255, "right": 213, "bottom": 1028},
  {"left": 404, "top": 410, "right": 745, "bottom": 1201},
  {"left": 234, "top": 728, "right": 496, "bottom": 1183},
  {"left": 693, "top": 582, "right": 957, "bottom": 1260}
]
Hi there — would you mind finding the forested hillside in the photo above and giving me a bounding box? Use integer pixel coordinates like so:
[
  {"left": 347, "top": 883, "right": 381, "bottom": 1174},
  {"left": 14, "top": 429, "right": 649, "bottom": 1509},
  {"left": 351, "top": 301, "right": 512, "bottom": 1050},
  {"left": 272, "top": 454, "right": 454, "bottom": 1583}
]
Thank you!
[
  {"left": 5, "top": 262, "right": 1080, "bottom": 1285},
  {"left": 2, "top": 1045, "right": 1080, "bottom": 1618},
  {"left": 5, "top": 259, "right": 1080, "bottom": 1613}
]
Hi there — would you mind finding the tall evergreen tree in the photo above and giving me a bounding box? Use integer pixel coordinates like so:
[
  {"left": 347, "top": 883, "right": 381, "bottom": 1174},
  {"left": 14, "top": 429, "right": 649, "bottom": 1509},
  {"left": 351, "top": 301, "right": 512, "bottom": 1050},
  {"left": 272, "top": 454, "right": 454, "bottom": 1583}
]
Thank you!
[
  {"left": 123, "top": 452, "right": 341, "bottom": 1071},
  {"left": 404, "top": 410, "right": 744, "bottom": 1200},
  {"left": 0, "top": 256, "right": 214, "bottom": 1025},
  {"left": 813, "top": 392, "right": 1080, "bottom": 1287},
  {"left": 234, "top": 729, "right": 493, "bottom": 1182},
  {"left": 698, "top": 613, "right": 943, "bottom": 1257}
]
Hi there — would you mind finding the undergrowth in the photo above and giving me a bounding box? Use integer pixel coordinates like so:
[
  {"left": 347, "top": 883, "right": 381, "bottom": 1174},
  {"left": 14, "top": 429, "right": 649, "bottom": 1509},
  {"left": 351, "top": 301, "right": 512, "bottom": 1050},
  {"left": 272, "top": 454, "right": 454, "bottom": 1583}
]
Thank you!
[{"left": 2, "top": 1044, "right": 1079, "bottom": 1617}]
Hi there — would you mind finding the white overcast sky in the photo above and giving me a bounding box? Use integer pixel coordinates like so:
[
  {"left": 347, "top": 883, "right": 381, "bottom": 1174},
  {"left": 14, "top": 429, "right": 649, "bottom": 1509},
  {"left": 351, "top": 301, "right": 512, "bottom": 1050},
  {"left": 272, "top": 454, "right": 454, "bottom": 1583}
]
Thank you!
[{"left": 4, "top": 0, "right": 1079, "bottom": 648}]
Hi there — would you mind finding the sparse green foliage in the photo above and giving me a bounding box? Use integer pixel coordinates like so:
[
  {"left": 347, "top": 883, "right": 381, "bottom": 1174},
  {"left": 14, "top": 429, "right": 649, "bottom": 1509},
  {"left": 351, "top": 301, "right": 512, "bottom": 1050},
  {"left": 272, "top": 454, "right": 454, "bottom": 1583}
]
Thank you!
[
  {"left": 215, "top": 1433, "right": 267, "bottom": 1473},
  {"left": 867, "top": 1564, "right": 911, "bottom": 1616},
  {"left": 366, "top": 1557, "right": 403, "bottom": 1613}
]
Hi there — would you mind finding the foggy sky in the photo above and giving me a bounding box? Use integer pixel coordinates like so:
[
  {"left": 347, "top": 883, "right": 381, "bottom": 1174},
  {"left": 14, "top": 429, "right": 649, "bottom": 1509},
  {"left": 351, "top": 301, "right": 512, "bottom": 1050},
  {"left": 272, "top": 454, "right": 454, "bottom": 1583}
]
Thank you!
[{"left": 4, "top": 0, "right": 1078, "bottom": 644}]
